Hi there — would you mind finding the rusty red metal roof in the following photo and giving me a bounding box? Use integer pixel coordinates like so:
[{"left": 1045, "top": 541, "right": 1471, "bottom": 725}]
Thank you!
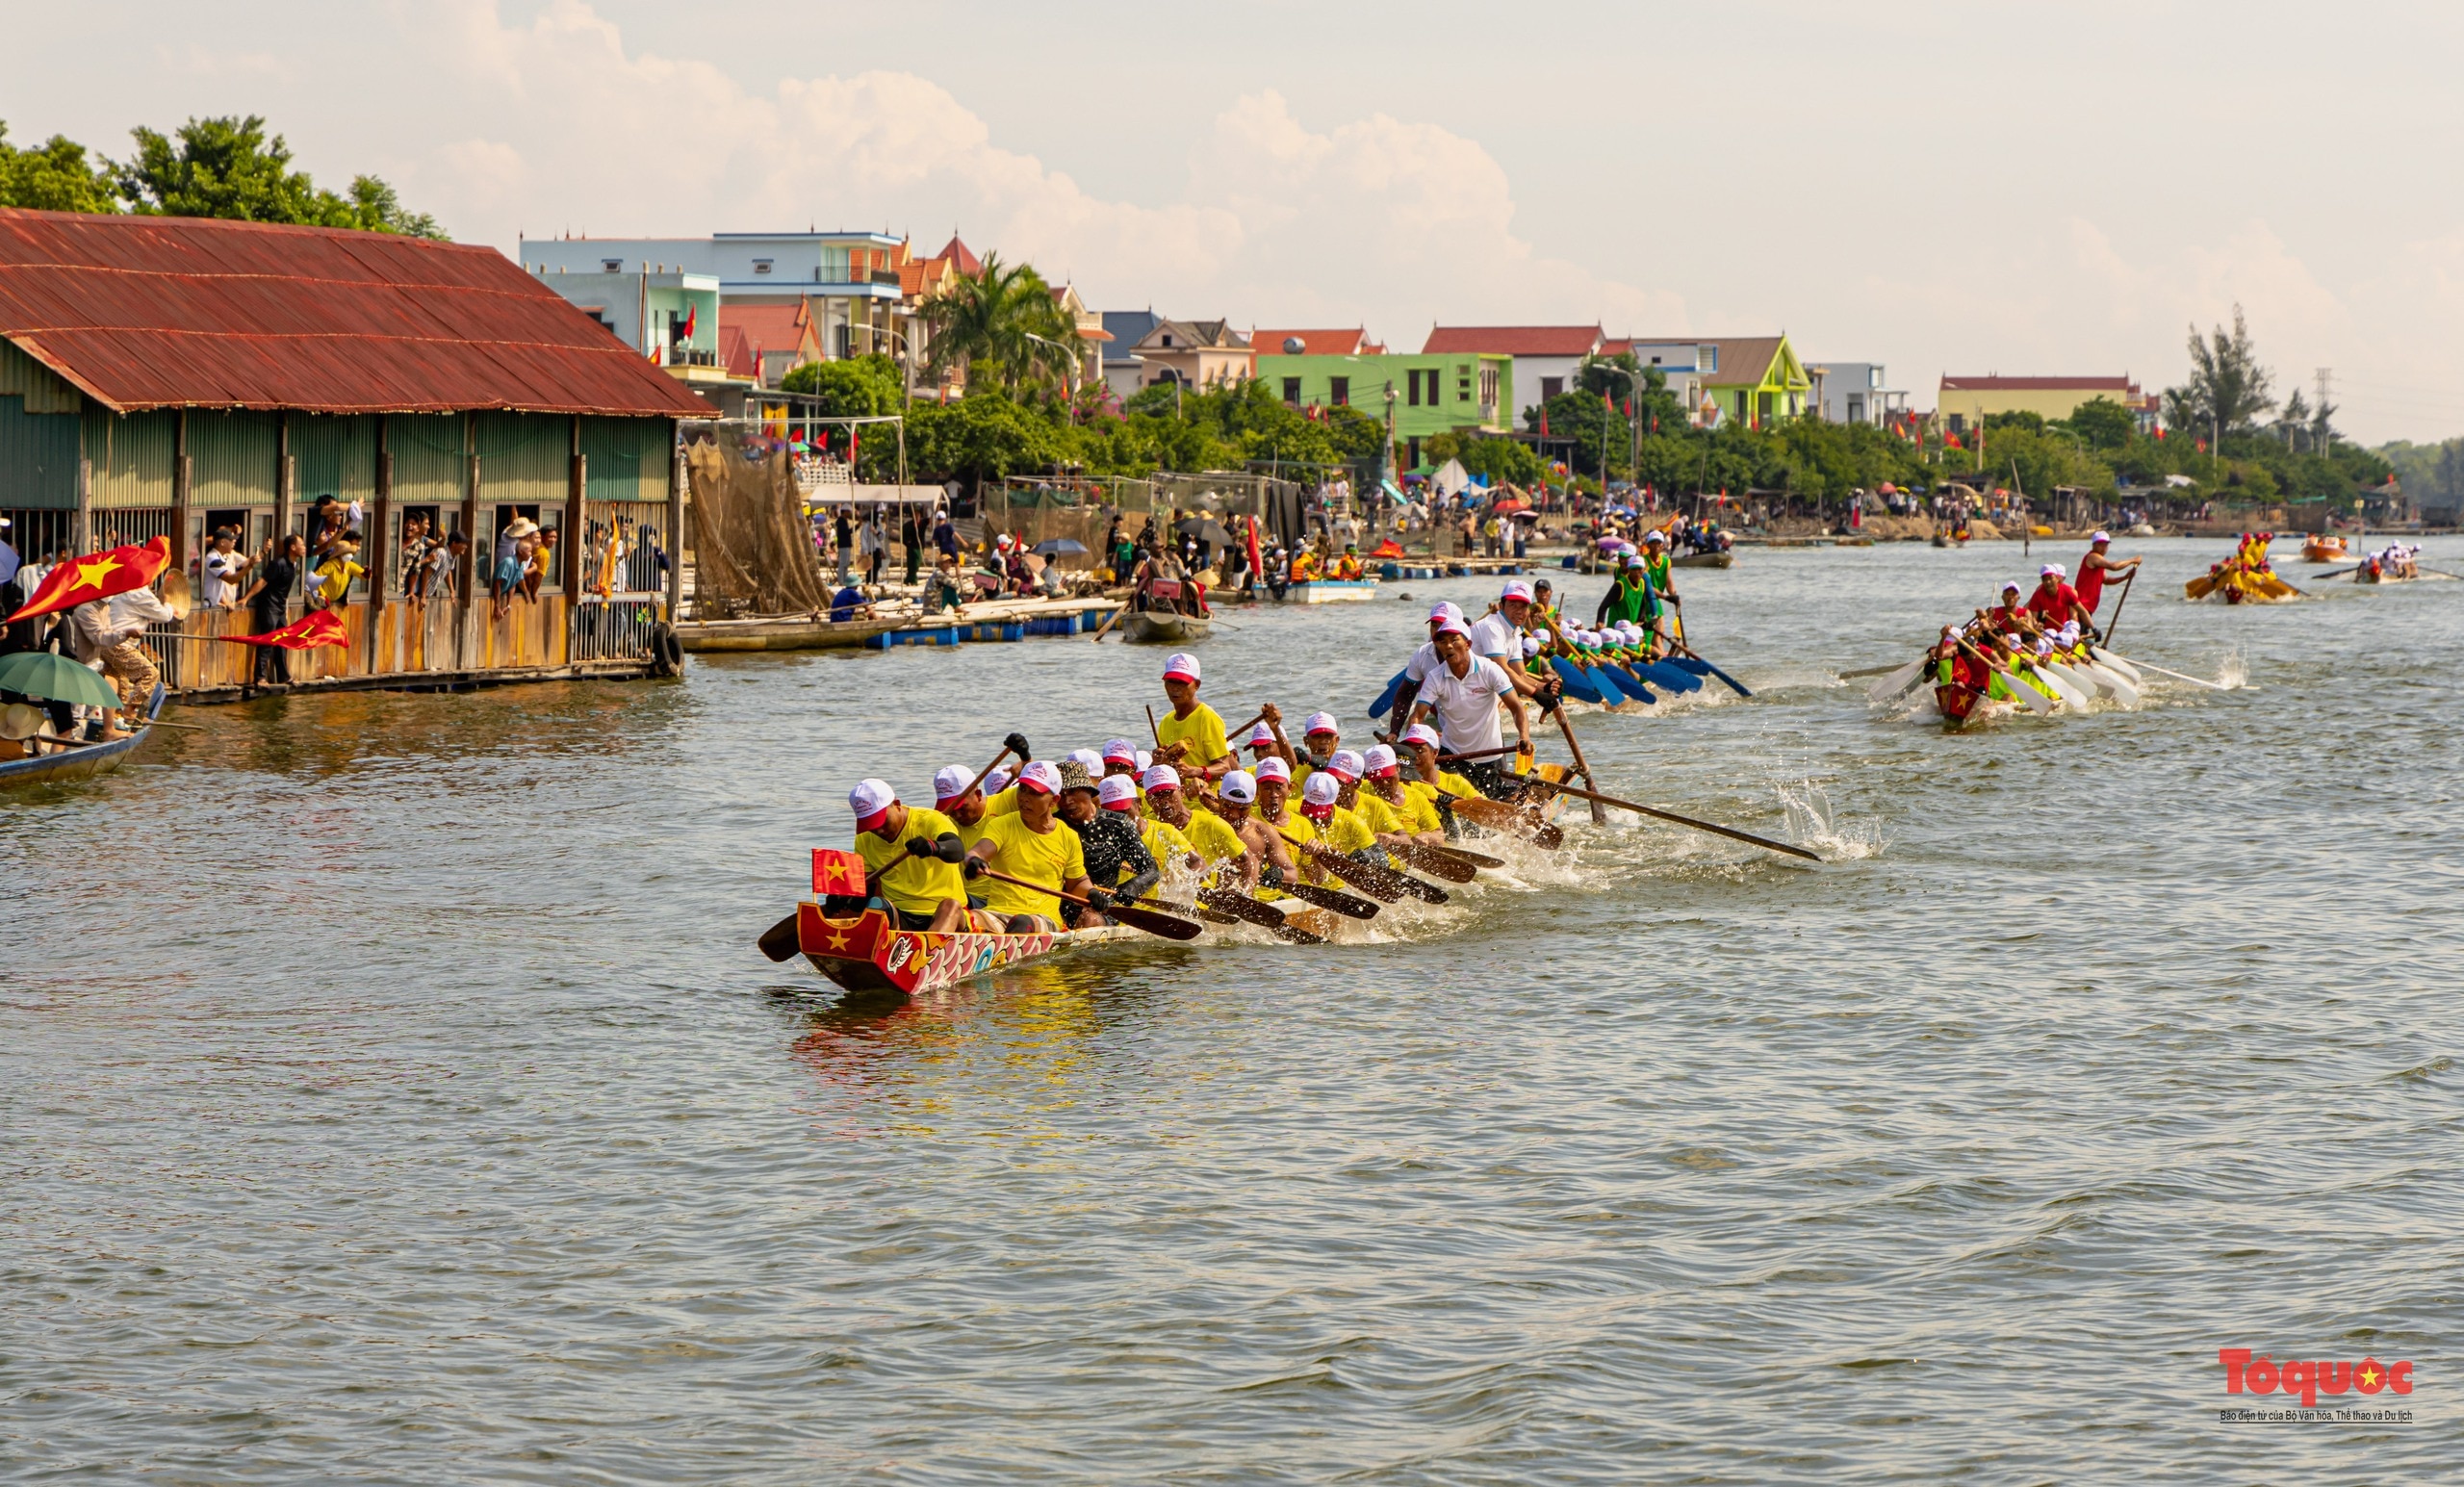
[
  {"left": 0, "top": 208, "right": 715, "bottom": 418},
  {"left": 1422, "top": 325, "right": 1604, "bottom": 356}
]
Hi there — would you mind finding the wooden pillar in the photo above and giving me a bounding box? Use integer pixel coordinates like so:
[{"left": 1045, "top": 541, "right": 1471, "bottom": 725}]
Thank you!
[
  {"left": 565, "top": 415, "right": 586, "bottom": 666},
  {"left": 665, "top": 420, "right": 684, "bottom": 621},
  {"left": 75, "top": 452, "right": 90, "bottom": 556},
  {"left": 170, "top": 408, "right": 191, "bottom": 567},
  {"left": 459, "top": 412, "right": 480, "bottom": 669},
  {"left": 368, "top": 416, "right": 392, "bottom": 675}
]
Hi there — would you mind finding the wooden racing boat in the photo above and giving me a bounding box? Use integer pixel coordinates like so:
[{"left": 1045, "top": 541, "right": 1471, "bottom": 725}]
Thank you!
[
  {"left": 0, "top": 683, "right": 164, "bottom": 790},
  {"left": 1672, "top": 550, "right": 1734, "bottom": 569},
  {"left": 1934, "top": 681, "right": 1986, "bottom": 729},
  {"left": 794, "top": 903, "right": 1139, "bottom": 994}
]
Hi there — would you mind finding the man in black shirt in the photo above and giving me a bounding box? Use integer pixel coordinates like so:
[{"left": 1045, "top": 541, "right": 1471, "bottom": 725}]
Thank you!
[
  {"left": 1053, "top": 761, "right": 1156, "bottom": 927},
  {"left": 240, "top": 533, "right": 303, "bottom": 693}
]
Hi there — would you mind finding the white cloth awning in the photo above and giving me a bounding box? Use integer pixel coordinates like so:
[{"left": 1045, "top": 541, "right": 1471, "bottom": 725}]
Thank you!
[{"left": 806, "top": 484, "right": 947, "bottom": 506}]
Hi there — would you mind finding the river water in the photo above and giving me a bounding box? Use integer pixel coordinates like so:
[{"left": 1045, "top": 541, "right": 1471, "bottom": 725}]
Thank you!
[{"left": 5, "top": 538, "right": 2457, "bottom": 1483}]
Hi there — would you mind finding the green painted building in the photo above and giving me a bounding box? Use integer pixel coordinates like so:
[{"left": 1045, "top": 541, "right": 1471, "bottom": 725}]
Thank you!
[{"left": 1251, "top": 329, "right": 1513, "bottom": 469}]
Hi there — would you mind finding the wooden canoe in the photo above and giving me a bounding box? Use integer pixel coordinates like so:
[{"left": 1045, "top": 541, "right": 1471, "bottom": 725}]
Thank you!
[
  {"left": 1672, "top": 551, "right": 1734, "bottom": 568},
  {"left": 1122, "top": 609, "right": 1212, "bottom": 644},
  {"left": 794, "top": 903, "right": 1138, "bottom": 994},
  {"left": 0, "top": 683, "right": 163, "bottom": 790}
]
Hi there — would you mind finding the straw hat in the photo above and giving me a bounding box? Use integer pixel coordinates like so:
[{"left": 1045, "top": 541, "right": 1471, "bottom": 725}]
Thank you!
[
  {"left": 0, "top": 703, "right": 41, "bottom": 741},
  {"left": 504, "top": 518, "right": 541, "bottom": 539}
]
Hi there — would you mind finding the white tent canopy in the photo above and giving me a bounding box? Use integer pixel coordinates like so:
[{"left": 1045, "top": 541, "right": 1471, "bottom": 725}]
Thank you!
[{"left": 1430, "top": 459, "right": 1474, "bottom": 499}]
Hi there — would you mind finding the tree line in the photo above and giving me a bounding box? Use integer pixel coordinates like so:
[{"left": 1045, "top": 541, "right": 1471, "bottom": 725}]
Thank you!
[{"left": 0, "top": 115, "right": 442, "bottom": 237}]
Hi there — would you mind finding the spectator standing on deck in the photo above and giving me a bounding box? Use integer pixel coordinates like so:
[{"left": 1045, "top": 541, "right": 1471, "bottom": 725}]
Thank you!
[{"left": 239, "top": 533, "right": 303, "bottom": 693}]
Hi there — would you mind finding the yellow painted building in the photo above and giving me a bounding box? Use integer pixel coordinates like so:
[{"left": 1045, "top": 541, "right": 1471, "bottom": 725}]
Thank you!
[{"left": 1937, "top": 375, "right": 2155, "bottom": 434}]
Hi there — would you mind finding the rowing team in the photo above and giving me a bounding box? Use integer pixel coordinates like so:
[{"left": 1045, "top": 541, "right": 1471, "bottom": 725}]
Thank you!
[
  {"left": 834, "top": 650, "right": 1535, "bottom": 942},
  {"left": 1923, "top": 584, "right": 2142, "bottom": 717},
  {"left": 2363, "top": 543, "right": 2420, "bottom": 580},
  {"left": 2193, "top": 531, "right": 2299, "bottom": 602}
]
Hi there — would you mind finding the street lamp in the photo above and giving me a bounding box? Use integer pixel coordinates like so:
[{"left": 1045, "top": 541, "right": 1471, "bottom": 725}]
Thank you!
[{"left": 1022, "top": 331, "right": 1086, "bottom": 416}]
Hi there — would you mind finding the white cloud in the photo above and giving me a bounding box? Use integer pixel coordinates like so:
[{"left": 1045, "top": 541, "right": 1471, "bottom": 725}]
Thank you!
[{"left": 390, "top": 2, "right": 1676, "bottom": 346}]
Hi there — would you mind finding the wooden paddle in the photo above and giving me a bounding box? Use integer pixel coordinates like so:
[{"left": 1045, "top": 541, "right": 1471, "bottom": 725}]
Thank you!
[
  {"left": 1267, "top": 876, "right": 1381, "bottom": 919},
  {"left": 969, "top": 865, "right": 1202, "bottom": 940},
  {"left": 1397, "top": 834, "right": 1502, "bottom": 869},
  {"left": 1275, "top": 828, "right": 1447, "bottom": 904},
  {"left": 1550, "top": 703, "right": 1608, "bottom": 824},
  {"left": 1434, "top": 789, "right": 1566, "bottom": 850},
  {"left": 1086, "top": 603, "right": 1127, "bottom": 643},
  {"left": 2092, "top": 651, "right": 2231, "bottom": 691},
  {"left": 1518, "top": 777, "right": 1823, "bottom": 862},
  {"left": 1188, "top": 885, "right": 1326, "bottom": 944},
  {"left": 1390, "top": 839, "right": 1477, "bottom": 883}
]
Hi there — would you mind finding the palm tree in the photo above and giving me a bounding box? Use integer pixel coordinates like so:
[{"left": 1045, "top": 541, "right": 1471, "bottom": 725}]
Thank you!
[{"left": 920, "top": 253, "right": 1082, "bottom": 397}]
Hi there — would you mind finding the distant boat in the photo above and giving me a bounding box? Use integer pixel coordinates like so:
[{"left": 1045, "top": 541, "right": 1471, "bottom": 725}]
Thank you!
[
  {"left": 0, "top": 683, "right": 164, "bottom": 790},
  {"left": 1123, "top": 610, "right": 1211, "bottom": 644}
]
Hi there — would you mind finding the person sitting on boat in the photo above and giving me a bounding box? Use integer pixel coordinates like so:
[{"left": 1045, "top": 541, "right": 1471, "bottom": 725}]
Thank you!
[
  {"left": 2027, "top": 564, "right": 2092, "bottom": 633},
  {"left": 2076, "top": 532, "right": 2140, "bottom": 620},
  {"left": 1296, "top": 769, "right": 1382, "bottom": 869},
  {"left": 1153, "top": 653, "right": 1234, "bottom": 782},
  {"left": 1359, "top": 743, "right": 1447, "bottom": 847},
  {"left": 1242, "top": 708, "right": 1297, "bottom": 774},
  {"left": 1322, "top": 747, "right": 1424, "bottom": 860},
  {"left": 1200, "top": 769, "right": 1295, "bottom": 893},
  {"left": 846, "top": 778, "right": 978, "bottom": 934},
  {"left": 1104, "top": 772, "right": 1198, "bottom": 883},
  {"left": 1595, "top": 552, "right": 1657, "bottom": 631},
  {"left": 1988, "top": 582, "right": 2030, "bottom": 636},
  {"left": 1099, "top": 738, "right": 1143, "bottom": 782},
  {"left": 963, "top": 759, "right": 1113, "bottom": 934},
  {"left": 1055, "top": 761, "right": 1158, "bottom": 926},
  {"left": 1332, "top": 544, "right": 1364, "bottom": 580},
  {"left": 1142, "top": 763, "right": 1254, "bottom": 885},
  {"left": 1294, "top": 710, "right": 1343, "bottom": 785},
  {"left": 1288, "top": 544, "right": 1322, "bottom": 583}
]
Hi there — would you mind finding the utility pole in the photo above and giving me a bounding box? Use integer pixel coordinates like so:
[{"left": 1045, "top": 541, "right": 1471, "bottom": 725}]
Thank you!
[{"left": 2314, "top": 368, "right": 2333, "bottom": 455}]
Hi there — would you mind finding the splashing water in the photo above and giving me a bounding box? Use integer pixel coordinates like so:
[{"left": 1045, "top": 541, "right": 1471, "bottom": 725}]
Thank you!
[
  {"left": 1770, "top": 772, "right": 1886, "bottom": 860},
  {"left": 2219, "top": 648, "right": 2248, "bottom": 689}
]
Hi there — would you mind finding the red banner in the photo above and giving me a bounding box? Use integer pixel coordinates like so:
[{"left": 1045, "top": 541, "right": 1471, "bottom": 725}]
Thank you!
[
  {"left": 813, "top": 847, "right": 868, "bottom": 895},
  {"left": 229, "top": 608, "right": 349, "bottom": 650},
  {"left": 4, "top": 536, "right": 170, "bottom": 624}
]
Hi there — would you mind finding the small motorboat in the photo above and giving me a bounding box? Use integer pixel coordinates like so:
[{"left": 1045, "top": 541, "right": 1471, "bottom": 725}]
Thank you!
[{"left": 2301, "top": 534, "right": 2351, "bottom": 563}]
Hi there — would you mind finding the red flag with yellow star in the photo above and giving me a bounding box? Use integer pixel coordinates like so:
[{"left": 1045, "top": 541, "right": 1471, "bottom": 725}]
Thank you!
[
  {"left": 228, "top": 608, "right": 348, "bottom": 650},
  {"left": 6, "top": 536, "right": 171, "bottom": 624},
  {"left": 812, "top": 848, "right": 868, "bottom": 895}
]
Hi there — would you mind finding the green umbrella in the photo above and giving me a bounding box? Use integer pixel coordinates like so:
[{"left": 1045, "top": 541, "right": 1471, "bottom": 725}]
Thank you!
[{"left": 0, "top": 650, "right": 124, "bottom": 709}]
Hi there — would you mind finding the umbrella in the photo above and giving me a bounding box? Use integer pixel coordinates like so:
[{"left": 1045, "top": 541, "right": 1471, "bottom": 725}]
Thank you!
[
  {"left": 0, "top": 650, "right": 122, "bottom": 709},
  {"left": 1033, "top": 537, "right": 1090, "bottom": 557},
  {"left": 1173, "top": 517, "right": 1234, "bottom": 547},
  {"left": 1490, "top": 497, "right": 1531, "bottom": 516}
]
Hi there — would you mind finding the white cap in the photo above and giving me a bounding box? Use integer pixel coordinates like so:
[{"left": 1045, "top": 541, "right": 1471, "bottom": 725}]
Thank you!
[
  {"left": 2040, "top": 563, "right": 2066, "bottom": 577},
  {"left": 1501, "top": 578, "right": 1533, "bottom": 602},
  {"left": 1142, "top": 763, "right": 1182, "bottom": 792},
  {"left": 1163, "top": 652, "right": 1201, "bottom": 682},
  {"left": 2090, "top": 530, "right": 2112, "bottom": 544},
  {"left": 1644, "top": 529, "right": 1666, "bottom": 544},
  {"left": 1015, "top": 759, "right": 1062, "bottom": 795},
  {"left": 1401, "top": 722, "right": 1441, "bottom": 748},
  {"left": 1136, "top": 750, "right": 1152, "bottom": 773},
  {"left": 1435, "top": 617, "right": 1472, "bottom": 639},
  {"left": 2057, "top": 622, "right": 2081, "bottom": 643},
  {"left": 983, "top": 767, "right": 1014, "bottom": 795},
  {"left": 1625, "top": 553, "right": 1648, "bottom": 568},
  {"left": 1101, "top": 737, "right": 1139, "bottom": 764},
  {"left": 1219, "top": 770, "right": 1257, "bottom": 804},
  {"left": 1327, "top": 749, "right": 1365, "bottom": 782},
  {"left": 1363, "top": 744, "right": 1399, "bottom": 776},
  {"left": 1246, "top": 722, "right": 1276, "bottom": 748},
  {"left": 1426, "top": 601, "right": 1463, "bottom": 623},
  {"left": 1522, "top": 635, "right": 1541, "bottom": 657},
  {"left": 1098, "top": 775, "right": 1140, "bottom": 809},
  {"left": 932, "top": 764, "right": 974, "bottom": 804},
  {"left": 1302, "top": 710, "right": 1339, "bottom": 736},
  {"left": 2034, "top": 636, "right": 2053, "bottom": 654},
  {"left": 2002, "top": 581, "right": 2022, "bottom": 593},
  {"left": 848, "top": 778, "right": 896, "bottom": 829},
  {"left": 1065, "top": 748, "right": 1103, "bottom": 771},
  {"left": 1254, "top": 756, "right": 1292, "bottom": 783},
  {"left": 1301, "top": 772, "right": 1341, "bottom": 808}
]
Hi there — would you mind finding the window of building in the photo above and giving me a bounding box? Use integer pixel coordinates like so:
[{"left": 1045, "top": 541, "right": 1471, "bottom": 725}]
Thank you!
[
  {"left": 1329, "top": 376, "right": 1348, "bottom": 406},
  {"left": 1758, "top": 392, "right": 1775, "bottom": 423},
  {"left": 602, "top": 259, "right": 623, "bottom": 272},
  {"left": 1847, "top": 396, "right": 1865, "bottom": 423},
  {"left": 1160, "top": 333, "right": 1175, "bottom": 347},
  {"left": 1455, "top": 365, "right": 1472, "bottom": 401},
  {"left": 1947, "top": 413, "right": 1966, "bottom": 435},
  {"left": 1540, "top": 376, "right": 1564, "bottom": 400},
  {"left": 753, "top": 259, "right": 774, "bottom": 275},
  {"left": 1478, "top": 366, "right": 1499, "bottom": 408},
  {"left": 1282, "top": 377, "right": 1302, "bottom": 403},
  {"left": 1698, "top": 346, "right": 1718, "bottom": 373}
]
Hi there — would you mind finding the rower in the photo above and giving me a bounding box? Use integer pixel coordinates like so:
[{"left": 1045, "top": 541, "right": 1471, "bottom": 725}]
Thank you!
[
  {"left": 1360, "top": 743, "right": 1445, "bottom": 845},
  {"left": 1408, "top": 617, "right": 1531, "bottom": 799},
  {"left": 1250, "top": 756, "right": 1327, "bottom": 884},
  {"left": 1323, "top": 747, "right": 1417, "bottom": 853},
  {"left": 846, "top": 778, "right": 975, "bottom": 933},
  {"left": 1384, "top": 601, "right": 1467, "bottom": 734},
  {"left": 1063, "top": 768, "right": 1161, "bottom": 917},
  {"left": 1244, "top": 706, "right": 1297, "bottom": 772},
  {"left": 1099, "top": 738, "right": 1142, "bottom": 778},
  {"left": 1595, "top": 551, "right": 1655, "bottom": 630},
  {"left": 2076, "top": 531, "right": 2139, "bottom": 620},
  {"left": 1296, "top": 771, "right": 1379, "bottom": 863},
  {"left": 963, "top": 759, "right": 1113, "bottom": 934},
  {"left": 1154, "top": 652, "right": 1234, "bottom": 781},
  {"left": 1296, "top": 710, "right": 1342, "bottom": 782},
  {"left": 1637, "top": 528, "right": 1681, "bottom": 642},
  {"left": 2027, "top": 563, "right": 2092, "bottom": 632},
  {"left": 1989, "top": 581, "right": 2028, "bottom": 635},
  {"left": 1206, "top": 769, "right": 1294, "bottom": 892},
  {"left": 1472, "top": 578, "right": 1556, "bottom": 700},
  {"left": 1142, "top": 763, "right": 1252, "bottom": 884}
]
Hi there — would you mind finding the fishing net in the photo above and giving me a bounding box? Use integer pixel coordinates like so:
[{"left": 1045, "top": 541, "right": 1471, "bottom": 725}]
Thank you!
[{"left": 684, "top": 423, "right": 832, "bottom": 617}]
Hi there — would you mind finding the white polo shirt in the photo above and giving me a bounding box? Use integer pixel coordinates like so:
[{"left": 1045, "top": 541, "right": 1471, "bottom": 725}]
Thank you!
[
  {"left": 1417, "top": 654, "right": 1519, "bottom": 755},
  {"left": 1468, "top": 611, "right": 1522, "bottom": 662}
]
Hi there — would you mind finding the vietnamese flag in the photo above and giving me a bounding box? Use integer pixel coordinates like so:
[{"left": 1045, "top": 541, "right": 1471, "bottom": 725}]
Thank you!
[
  {"left": 1245, "top": 514, "right": 1263, "bottom": 580},
  {"left": 5, "top": 535, "right": 170, "bottom": 624},
  {"left": 230, "top": 607, "right": 348, "bottom": 650},
  {"left": 681, "top": 302, "right": 698, "bottom": 341},
  {"left": 812, "top": 847, "right": 869, "bottom": 895},
  {"left": 1539, "top": 412, "right": 1551, "bottom": 437}
]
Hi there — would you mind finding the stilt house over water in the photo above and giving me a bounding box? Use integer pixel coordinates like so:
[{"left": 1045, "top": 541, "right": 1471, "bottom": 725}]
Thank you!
[{"left": 0, "top": 208, "right": 714, "bottom": 697}]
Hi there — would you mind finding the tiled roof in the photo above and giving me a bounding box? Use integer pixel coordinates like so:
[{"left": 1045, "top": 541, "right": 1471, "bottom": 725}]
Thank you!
[
  {"left": 1253, "top": 328, "right": 1372, "bottom": 356},
  {"left": 0, "top": 208, "right": 711, "bottom": 416},
  {"left": 1422, "top": 324, "right": 1603, "bottom": 356}
]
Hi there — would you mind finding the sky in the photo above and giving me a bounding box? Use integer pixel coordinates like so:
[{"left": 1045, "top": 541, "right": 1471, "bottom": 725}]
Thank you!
[{"left": 8, "top": 0, "right": 2463, "bottom": 442}]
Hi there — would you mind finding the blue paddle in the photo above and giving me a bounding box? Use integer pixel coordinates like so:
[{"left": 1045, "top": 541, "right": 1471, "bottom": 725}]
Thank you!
[
  {"left": 1369, "top": 667, "right": 1406, "bottom": 719},
  {"left": 1548, "top": 655, "right": 1605, "bottom": 705},
  {"left": 1668, "top": 654, "right": 1752, "bottom": 697}
]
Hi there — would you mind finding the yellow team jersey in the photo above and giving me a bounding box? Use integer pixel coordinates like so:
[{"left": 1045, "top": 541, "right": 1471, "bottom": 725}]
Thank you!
[
  {"left": 984, "top": 784, "right": 1021, "bottom": 816},
  {"left": 1254, "top": 807, "right": 1316, "bottom": 896},
  {"left": 855, "top": 806, "right": 967, "bottom": 916},
  {"left": 1156, "top": 703, "right": 1229, "bottom": 770},
  {"left": 1318, "top": 806, "right": 1377, "bottom": 856},
  {"left": 975, "top": 811, "right": 1088, "bottom": 921},
  {"left": 1179, "top": 807, "right": 1246, "bottom": 867},
  {"left": 1375, "top": 785, "right": 1442, "bottom": 834},
  {"left": 1137, "top": 816, "right": 1195, "bottom": 879},
  {"left": 1348, "top": 792, "right": 1405, "bottom": 836}
]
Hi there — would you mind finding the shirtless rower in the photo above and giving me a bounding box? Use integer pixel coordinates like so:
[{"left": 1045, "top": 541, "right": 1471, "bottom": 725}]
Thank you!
[
  {"left": 963, "top": 758, "right": 1115, "bottom": 933},
  {"left": 846, "top": 778, "right": 975, "bottom": 932}
]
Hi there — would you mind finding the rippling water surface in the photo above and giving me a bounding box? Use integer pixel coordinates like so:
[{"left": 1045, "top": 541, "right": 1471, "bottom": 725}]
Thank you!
[{"left": 5, "top": 539, "right": 2459, "bottom": 1482}]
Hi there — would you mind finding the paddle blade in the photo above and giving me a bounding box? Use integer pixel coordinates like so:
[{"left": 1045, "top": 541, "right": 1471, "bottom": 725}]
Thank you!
[
  {"left": 757, "top": 911, "right": 803, "bottom": 962},
  {"left": 1396, "top": 841, "right": 1476, "bottom": 883},
  {"left": 1369, "top": 667, "right": 1406, "bottom": 720},
  {"left": 1107, "top": 902, "right": 1204, "bottom": 940},
  {"left": 1867, "top": 657, "right": 1928, "bottom": 703},
  {"left": 1276, "top": 879, "right": 1381, "bottom": 919}
]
